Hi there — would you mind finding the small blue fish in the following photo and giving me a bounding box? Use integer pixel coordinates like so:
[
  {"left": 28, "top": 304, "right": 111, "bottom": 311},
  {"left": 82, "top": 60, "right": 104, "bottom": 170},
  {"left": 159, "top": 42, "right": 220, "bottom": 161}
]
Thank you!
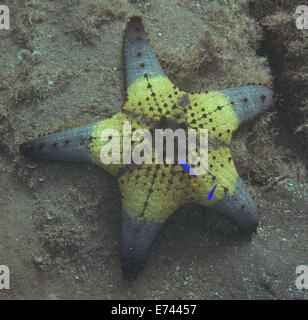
[
  {"left": 207, "top": 185, "right": 217, "bottom": 200},
  {"left": 178, "top": 158, "right": 201, "bottom": 184}
]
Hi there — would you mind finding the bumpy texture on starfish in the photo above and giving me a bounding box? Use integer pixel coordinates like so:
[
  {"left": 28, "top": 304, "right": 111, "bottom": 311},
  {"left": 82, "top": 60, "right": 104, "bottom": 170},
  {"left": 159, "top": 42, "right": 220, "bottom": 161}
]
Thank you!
[{"left": 20, "top": 17, "right": 275, "bottom": 279}]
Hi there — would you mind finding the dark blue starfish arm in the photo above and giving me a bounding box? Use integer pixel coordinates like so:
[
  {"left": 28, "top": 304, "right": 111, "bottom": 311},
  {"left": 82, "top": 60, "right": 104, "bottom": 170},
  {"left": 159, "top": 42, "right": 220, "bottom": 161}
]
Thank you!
[
  {"left": 121, "top": 210, "right": 162, "bottom": 279},
  {"left": 211, "top": 176, "right": 258, "bottom": 232},
  {"left": 19, "top": 124, "right": 94, "bottom": 163},
  {"left": 219, "top": 85, "right": 275, "bottom": 124},
  {"left": 124, "top": 17, "right": 166, "bottom": 87}
]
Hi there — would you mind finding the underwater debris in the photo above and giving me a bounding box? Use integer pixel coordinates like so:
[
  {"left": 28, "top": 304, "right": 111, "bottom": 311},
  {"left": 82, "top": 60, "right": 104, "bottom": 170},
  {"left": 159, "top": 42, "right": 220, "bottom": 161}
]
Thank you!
[
  {"left": 178, "top": 158, "right": 201, "bottom": 185},
  {"left": 17, "top": 49, "right": 41, "bottom": 63}
]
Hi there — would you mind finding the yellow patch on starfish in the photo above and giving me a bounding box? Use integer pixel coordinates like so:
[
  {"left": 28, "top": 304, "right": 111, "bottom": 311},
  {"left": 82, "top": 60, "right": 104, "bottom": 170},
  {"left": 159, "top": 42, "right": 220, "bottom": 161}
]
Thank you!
[
  {"left": 89, "top": 112, "right": 146, "bottom": 176},
  {"left": 124, "top": 75, "right": 186, "bottom": 123},
  {"left": 188, "top": 92, "right": 240, "bottom": 144},
  {"left": 197, "top": 147, "right": 238, "bottom": 206},
  {"left": 117, "top": 146, "right": 238, "bottom": 224},
  {"left": 118, "top": 163, "right": 186, "bottom": 223}
]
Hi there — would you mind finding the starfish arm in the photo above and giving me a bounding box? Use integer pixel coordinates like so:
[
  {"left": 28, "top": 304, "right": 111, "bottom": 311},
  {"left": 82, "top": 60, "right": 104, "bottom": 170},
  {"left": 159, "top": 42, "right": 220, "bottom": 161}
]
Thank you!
[
  {"left": 211, "top": 175, "right": 258, "bottom": 232},
  {"left": 193, "top": 147, "right": 258, "bottom": 232},
  {"left": 121, "top": 210, "right": 162, "bottom": 279},
  {"left": 19, "top": 124, "right": 94, "bottom": 162},
  {"left": 118, "top": 163, "right": 189, "bottom": 277},
  {"left": 219, "top": 85, "right": 275, "bottom": 125},
  {"left": 189, "top": 85, "right": 275, "bottom": 144},
  {"left": 19, "top": 112, "right": 144, "bottom": 178},
  {"left": 124, "top": 17, "right": 165, "bottom": 88},
  {"left": 123, "top": 17, "right": 187, "bottom": 124}
]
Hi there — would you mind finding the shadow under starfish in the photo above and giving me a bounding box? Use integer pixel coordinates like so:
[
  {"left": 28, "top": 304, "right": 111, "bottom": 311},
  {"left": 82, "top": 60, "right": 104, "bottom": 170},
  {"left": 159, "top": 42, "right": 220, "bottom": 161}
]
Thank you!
[{"left": 20, "top": 17, "right": 276, "bottom": 279}]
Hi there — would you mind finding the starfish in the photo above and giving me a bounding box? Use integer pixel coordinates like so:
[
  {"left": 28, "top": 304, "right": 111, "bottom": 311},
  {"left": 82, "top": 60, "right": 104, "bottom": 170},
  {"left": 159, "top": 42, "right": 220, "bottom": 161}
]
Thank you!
[{"left": 20, "top": 17, "right": 275, "bottom": 279}]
